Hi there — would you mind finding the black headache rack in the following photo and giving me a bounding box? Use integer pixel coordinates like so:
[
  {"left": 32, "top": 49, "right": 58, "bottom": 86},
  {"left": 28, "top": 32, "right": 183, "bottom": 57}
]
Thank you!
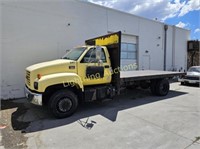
[{"left": 85, "top": 31, "right": 122, "bottom": 94}]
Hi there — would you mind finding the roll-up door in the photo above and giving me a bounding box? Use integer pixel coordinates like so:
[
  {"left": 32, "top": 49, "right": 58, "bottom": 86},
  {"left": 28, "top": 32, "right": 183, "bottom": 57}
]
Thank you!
[{"left": 121, "top": 34, "right": 138, "bottom": 71}]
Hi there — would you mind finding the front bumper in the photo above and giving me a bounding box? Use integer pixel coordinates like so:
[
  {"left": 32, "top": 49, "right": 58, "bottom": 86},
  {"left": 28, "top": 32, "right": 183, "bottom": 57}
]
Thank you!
[
  {"left": 24, "top": 86, "right": 43, "bottom": 106},
  {"left": 178, "top": 78, "right": 200, "bottom": 84}
]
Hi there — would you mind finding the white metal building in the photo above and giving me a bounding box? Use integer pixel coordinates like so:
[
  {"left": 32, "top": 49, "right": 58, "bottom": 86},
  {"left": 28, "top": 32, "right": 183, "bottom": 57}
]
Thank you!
[{"left": 0, "top": 0, "right": 190, "bottom": 99}]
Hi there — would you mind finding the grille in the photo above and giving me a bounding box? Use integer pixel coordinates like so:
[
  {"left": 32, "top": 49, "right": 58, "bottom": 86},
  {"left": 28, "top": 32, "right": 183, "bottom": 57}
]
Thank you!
[{"left": 26, "top": 71, "right": 31, "bottom": 86}]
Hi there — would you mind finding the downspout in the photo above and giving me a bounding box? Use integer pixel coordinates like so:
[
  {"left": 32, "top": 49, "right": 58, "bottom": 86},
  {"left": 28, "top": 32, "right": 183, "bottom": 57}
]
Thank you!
[
  {"left": 164, "top": 25, "right": 168, "bottom": 71},
  {"left": 172, "top": 26, "right": 176, "bottom": 70}
]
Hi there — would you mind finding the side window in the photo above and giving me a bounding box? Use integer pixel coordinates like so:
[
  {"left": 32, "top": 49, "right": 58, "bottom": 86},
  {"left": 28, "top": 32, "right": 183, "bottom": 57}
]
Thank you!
[
  {"left": 100, "top": 48, "right": 107, "bottom": 63},
  {"left": 82, "top": 48, "right": 96, "bottom": 63},
  {"left": 81, "top": 47, "right": 107, "bottom": 63}
]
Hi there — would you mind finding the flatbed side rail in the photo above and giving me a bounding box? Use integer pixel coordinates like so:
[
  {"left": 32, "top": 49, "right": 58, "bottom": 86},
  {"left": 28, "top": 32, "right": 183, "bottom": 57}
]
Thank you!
[{"left": 120, "top": 71, "right": 185, "bottom": 83}]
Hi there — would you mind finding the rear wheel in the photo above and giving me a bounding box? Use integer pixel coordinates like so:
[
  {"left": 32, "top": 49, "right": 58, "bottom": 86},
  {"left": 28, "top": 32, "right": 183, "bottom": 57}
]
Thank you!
[
  {"left": 126, "top": 85, "right": 139, "bottom": 90},
  {"left": 181, "top": 82, "right": 185, "bottom": 85},
  {"left": 150, "top": 80, "right": 157, "bottom": 95},
  {"left": 48, "top": 89, "right": 78, "bottom": 118},
  {"left": 140, "top": 81, "right": 150, "bottom": 89},
  {"left": 155, "top": 79, "right": 170, "bottom": 96}
]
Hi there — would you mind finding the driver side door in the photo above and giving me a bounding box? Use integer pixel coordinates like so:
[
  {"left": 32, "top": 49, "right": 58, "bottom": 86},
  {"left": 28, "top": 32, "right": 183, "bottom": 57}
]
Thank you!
[{"left": 78, "top": 47, "right": 111, "bottom": 86}]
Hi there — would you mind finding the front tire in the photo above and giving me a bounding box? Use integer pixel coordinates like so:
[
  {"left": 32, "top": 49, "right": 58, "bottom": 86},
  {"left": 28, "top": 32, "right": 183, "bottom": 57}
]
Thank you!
[{"left": 48, "top": 89, "right": 78, "bottom": 118}]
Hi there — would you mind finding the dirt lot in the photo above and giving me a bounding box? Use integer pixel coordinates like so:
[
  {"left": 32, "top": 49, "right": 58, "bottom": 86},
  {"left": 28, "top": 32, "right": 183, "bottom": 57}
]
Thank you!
[{"left": 0, "top": 82, "right": 200, "bottom": 149}]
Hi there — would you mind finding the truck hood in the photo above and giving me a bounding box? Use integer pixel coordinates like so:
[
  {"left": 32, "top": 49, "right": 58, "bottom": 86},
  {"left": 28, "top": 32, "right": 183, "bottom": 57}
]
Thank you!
[
  {"left": 25, "top": 59, "right": 77, "bottom": 89},
  {"left": 26, "top": 59, "right": 75, "bottom": 72}
]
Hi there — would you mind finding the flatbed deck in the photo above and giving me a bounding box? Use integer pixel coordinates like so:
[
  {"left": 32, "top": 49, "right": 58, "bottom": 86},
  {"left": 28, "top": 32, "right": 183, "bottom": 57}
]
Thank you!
[{"left": 120, "top": 70, "right": 185, "bottom": 81}]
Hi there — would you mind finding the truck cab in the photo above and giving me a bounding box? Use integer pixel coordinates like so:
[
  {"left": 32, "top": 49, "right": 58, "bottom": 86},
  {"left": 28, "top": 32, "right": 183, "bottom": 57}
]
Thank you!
[
  {"left": 25, "top": 45, "right": 115, "bottom": 118},
  {"left": 26, "top": 46, "right": 112, "bottom": 89}
]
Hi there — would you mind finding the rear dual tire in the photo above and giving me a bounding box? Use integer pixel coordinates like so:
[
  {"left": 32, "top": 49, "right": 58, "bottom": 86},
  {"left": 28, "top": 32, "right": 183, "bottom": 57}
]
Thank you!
[
  {"left": 150, "top": 79, "right": 169, "bottom": 96},
  {"left": 150, "top": 80, "right": 157, "bottom": 95},
  {"left": 181, "top": 82, "right": 185, "bottom": 85}
]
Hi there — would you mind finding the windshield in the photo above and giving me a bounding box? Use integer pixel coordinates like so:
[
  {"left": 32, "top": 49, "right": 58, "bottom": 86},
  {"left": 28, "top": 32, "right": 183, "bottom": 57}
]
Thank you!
[
  {"left": 188, "top": 67, "right": 200, "bottom": 73},
  {"left": 62, "top": 47, "right": 86, "bottom": 60}
]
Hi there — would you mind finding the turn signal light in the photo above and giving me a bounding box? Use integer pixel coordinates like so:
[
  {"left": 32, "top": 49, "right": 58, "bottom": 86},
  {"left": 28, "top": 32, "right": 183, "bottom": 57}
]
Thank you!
[{"left": 37, "top": 74, "right": 42, "bottom": 79}]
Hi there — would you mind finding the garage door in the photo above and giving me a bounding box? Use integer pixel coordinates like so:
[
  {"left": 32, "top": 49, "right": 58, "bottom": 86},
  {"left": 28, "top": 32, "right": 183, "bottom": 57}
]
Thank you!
[{"left": 121, "top": 34, "right": 138, "bottom": 71}]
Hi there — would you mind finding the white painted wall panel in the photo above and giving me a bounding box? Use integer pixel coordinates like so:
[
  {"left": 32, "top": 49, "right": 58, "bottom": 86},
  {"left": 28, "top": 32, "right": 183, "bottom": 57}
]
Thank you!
[
  {"left": 138, "top": 19, "right": 164, "bottom": 70},
  {"left": 174, "top": 27, "right": 190, "bottom": 71},
  {"left": 107, "top": 9, "right": 140, "bottom": 36}
]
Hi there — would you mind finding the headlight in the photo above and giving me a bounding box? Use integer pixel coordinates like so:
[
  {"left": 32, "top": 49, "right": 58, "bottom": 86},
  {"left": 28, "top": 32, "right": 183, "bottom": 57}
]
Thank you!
[{"left": 34, "top": 82, "right": 38, "bottom": 90}]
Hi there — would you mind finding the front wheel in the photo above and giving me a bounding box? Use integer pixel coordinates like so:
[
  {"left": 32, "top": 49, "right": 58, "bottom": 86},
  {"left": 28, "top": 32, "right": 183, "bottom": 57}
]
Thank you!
[{"left": 48, "top": 89, "right": 78, "bottom": 118}]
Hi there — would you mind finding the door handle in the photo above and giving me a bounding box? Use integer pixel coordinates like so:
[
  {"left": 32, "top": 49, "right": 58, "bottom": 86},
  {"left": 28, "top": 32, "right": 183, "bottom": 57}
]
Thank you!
[{"left": 104, "top": 65, "right": 110, "bottom": 68}]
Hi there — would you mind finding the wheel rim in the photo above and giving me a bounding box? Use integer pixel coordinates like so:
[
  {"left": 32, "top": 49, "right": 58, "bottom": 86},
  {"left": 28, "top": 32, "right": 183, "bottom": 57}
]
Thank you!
[
  {"left": 57, "top": 98, "right": 72, "bottom": 113},
  {"left": 161, "top": 83, "right": 168, "bottom": 93}
]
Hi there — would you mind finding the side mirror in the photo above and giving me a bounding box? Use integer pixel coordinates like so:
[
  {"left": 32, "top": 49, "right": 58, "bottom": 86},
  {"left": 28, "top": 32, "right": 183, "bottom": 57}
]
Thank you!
[
  {"left": 98, "top": 59, "right": 103, "bottom": 66},
  {"left": 96, "top": 46, "right": 102, "bottom": 61}
]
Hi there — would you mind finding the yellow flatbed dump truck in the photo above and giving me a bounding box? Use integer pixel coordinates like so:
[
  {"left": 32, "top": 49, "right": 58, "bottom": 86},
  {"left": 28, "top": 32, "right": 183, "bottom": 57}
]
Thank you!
[{"left": 25, "top": 32, "right": 185, "bottom": 118}]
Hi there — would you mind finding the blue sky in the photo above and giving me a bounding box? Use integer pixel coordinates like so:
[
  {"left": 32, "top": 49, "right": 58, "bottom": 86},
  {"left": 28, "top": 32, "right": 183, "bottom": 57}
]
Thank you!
[
  {"left": 165, "top": 10, "right": 199, "bottom": 39},
  {"left": 84, "top": 0, "right": 200, "bottom": 40}
]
